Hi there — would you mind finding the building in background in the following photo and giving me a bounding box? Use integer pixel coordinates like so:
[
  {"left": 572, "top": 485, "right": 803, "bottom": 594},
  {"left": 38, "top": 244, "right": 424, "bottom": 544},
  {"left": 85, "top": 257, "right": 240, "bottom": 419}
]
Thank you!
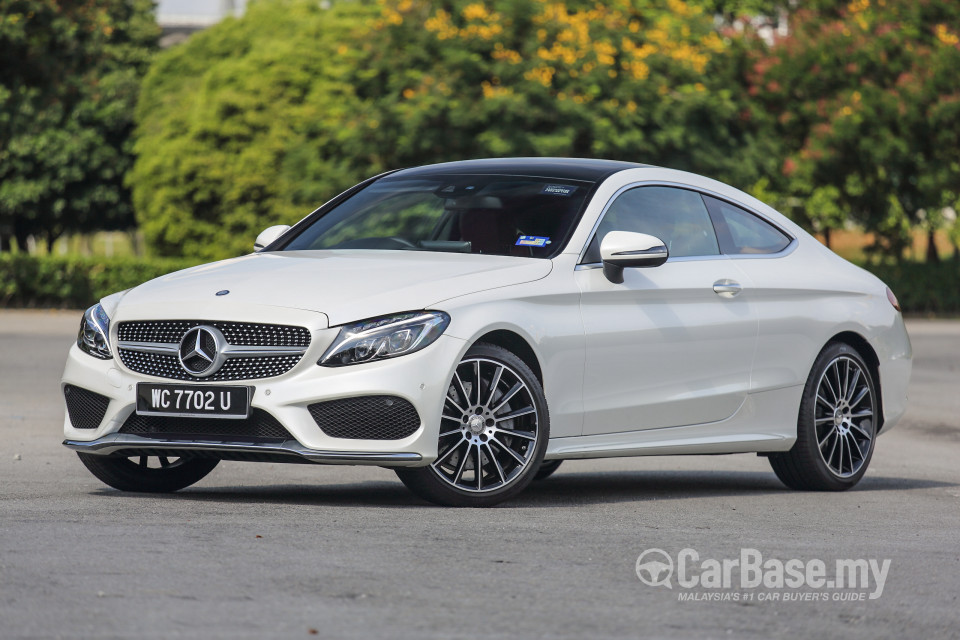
[{"left": 158, "top": 0, "right": 248, "bottom": 47}]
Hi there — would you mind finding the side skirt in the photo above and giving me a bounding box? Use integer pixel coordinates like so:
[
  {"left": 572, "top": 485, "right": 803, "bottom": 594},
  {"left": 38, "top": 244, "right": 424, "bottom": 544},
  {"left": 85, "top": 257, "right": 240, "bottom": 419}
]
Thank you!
[{"left": 544, "top": 385, "right": 803, "bottom": 460}]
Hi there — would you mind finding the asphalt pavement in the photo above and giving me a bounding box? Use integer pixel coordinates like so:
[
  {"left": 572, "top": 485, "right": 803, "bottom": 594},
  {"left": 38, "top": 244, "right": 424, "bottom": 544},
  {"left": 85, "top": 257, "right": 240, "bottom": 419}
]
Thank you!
[{"left": 1, "top": 310, "right": 958, "bottom": 639}]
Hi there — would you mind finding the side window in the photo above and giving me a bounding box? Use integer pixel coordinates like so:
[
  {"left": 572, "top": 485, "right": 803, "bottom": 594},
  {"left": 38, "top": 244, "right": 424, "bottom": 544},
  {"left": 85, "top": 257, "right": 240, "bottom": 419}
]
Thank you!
[
  {"left": 584, "top": 186, "right": 720, "bottom": 262},
  {"left": 703, "top": 195, "right": 792, "bottom": 255}
]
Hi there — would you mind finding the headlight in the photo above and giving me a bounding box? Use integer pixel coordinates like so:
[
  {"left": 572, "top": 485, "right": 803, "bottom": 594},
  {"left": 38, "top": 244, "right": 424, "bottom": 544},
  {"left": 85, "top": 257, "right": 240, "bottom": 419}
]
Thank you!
[
  {"left": 77, "top": 303, "right": 112, "bottom": 359},
  {"left": 319, "top": 311, "right": 450, "bottom": 367}
]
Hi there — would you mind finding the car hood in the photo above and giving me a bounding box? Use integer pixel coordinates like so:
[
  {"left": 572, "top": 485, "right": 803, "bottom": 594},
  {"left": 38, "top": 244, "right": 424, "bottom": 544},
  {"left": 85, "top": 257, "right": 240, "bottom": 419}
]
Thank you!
[{"left": 113, "top": 250, "right": 553, "bottom": 326}]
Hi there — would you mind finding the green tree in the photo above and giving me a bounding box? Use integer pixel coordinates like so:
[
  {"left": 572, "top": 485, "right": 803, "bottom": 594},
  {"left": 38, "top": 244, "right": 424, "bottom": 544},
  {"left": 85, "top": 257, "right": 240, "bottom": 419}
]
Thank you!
[
  {"left": 744, "top": 0, "right": 960, "bottom": 261},
  {"left": 129, "top": 0, "right": 375, "bottom": 260},
  {"left": 131, "top": 0, "right": 772, "bottom": 260},
  {"left": 0, "top": 0, "right": 159, "bottom": 252}
]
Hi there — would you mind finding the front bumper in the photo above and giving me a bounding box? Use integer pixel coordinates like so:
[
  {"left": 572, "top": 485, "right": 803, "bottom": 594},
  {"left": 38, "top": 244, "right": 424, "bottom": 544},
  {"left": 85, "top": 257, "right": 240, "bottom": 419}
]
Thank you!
[{"left": 61, "top": 323, "right": 467, "bottom": 466}]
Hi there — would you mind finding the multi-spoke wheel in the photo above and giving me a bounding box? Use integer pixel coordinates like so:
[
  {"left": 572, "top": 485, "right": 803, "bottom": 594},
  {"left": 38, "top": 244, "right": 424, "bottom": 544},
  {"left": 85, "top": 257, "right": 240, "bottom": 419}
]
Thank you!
[
  {"left": 77, "top": 452, "right": 219, "bottom": 493},
  {"left": 396, "top": 343, "right": 549, "bottom": 506},
  {"left": 769, "top": 342, "right": 878, "bottom": 491}
]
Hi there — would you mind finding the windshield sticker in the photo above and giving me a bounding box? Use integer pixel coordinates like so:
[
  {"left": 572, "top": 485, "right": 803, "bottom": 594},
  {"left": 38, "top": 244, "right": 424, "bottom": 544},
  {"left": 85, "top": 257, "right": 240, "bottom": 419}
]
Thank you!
[
  {"left": 516, "top": 235, "right": 550, "bottom": 247},
  {"left": 541, "top": 184, "right": 577, "bottom": 197}
]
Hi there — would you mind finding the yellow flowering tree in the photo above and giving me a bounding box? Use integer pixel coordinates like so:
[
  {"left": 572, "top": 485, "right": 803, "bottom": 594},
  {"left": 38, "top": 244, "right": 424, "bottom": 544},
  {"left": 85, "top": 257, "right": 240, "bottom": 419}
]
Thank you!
[{"left": 353, "top": 0, "right": 762, "bottom": 183}]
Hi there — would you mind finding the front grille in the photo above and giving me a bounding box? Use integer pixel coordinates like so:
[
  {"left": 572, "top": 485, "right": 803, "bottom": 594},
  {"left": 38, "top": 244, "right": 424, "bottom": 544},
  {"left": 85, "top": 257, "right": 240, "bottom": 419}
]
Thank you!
[
  {"left": 118, "top": 321, "right": 310, "bottom": 346},
  {"left": 118, "top": 409, "right": 293, "bottom": 442},
  {"left": 116, "top": 320, "right": 310, "bottom": 381},
  {"left": 308, "top": 396, "right": 421, "bottom": 440},
  {"left": 63, "top": 385, "right": 110, "bottom": 430},
  {"left": 117, "top": 350, "right": 303, "bottom": 382}
]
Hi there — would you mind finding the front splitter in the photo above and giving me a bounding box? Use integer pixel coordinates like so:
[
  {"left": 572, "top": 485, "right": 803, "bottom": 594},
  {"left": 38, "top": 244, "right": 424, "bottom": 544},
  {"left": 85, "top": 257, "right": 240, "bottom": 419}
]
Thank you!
[{"left": 64, "top": 434, "right": 423, "bottom": 467}]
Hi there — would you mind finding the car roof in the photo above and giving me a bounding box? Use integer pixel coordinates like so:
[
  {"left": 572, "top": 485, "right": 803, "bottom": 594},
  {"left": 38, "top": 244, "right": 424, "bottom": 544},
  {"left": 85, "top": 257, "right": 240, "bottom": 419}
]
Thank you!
[{"left": 386, "top": 157, "right": 651, "bottom": 183}]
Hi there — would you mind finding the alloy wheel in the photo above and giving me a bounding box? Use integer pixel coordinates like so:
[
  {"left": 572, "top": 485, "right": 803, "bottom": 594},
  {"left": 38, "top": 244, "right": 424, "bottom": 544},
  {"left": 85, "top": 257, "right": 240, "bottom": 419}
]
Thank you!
[
  {"left": 814, "top": 355, "right": 875, "bottom": 478},
  {"left": 431, "top": 357, "right": 540, "bottom": 492}
]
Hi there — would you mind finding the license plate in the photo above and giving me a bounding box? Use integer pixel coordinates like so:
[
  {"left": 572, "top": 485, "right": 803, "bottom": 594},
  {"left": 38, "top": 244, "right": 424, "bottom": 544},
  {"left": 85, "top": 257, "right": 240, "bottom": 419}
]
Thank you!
[{"left": 136, "top": 383, "right": 251, "bottom": 419}]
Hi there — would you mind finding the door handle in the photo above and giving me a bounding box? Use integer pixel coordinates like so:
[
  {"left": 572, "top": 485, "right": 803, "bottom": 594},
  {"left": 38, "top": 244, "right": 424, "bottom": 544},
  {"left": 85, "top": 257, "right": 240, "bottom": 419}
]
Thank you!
[{"left": 713, "top": 279, "right": 742, "bottom": 298}]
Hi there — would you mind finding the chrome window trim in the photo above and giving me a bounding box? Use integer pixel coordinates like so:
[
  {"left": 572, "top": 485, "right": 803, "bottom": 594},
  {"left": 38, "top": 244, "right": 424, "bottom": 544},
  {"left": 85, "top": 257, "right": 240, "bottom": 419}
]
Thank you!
[{"left": 575, "top": 180, "right": 798, "bottom": 266}]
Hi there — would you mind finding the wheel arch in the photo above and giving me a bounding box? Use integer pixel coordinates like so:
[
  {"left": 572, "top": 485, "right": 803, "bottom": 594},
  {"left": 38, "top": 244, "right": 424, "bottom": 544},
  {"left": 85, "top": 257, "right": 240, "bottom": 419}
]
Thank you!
[
  {"left": 473, "top": 329, "right": 544, "bottom": 388},
  {"left": 826, "top": 330, "right": 884, "bottom": 431}
]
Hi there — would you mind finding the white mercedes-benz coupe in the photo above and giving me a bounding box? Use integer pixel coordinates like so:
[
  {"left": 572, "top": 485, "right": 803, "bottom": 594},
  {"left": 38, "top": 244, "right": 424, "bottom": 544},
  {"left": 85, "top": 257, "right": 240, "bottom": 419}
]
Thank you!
[{"left": 63, "top": 158, "right": 912, "bottom": 506}]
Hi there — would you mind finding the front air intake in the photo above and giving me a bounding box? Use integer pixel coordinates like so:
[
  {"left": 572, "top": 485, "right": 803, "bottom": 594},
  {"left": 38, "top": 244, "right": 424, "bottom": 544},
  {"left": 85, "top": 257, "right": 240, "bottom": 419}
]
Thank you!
[
  {"left": 118, "top": 409, "right": 293, "bottom": 443},
  {"left": 308, "top": 396, "right": 421, "bottom": 440},
  {"left": 64, "top": 385, "right": 110, "bottom": 430}
]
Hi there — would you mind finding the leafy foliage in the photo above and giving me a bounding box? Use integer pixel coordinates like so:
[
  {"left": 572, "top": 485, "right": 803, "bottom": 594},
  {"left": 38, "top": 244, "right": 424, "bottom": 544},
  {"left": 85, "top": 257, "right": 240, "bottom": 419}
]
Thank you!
[
  {"left": 359, "top": 0, "right": 764, "bottom": 181},
  {"left": 131, "top": 0, "right": 769, "bottom": 260},
  {"left": 868, "top": 260, "right": 960, "bottom": 315},
  {"left": 0, "top": 0, "right": 159, "bottom": 250},
  {"left": 0, "top": 253, "right": 198, "bottom": 308},
  {"left": 743, "top": 0, "right": 960, "bottom": 261},
  {"left": 130, "top": 0, "right": 374, "bottom": 260}
]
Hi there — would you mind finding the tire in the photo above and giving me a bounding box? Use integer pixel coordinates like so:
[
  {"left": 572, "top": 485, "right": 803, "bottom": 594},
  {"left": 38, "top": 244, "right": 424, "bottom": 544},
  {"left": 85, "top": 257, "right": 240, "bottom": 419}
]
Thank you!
[
  {"left": 396, "top": 342, "right": 549, "bottom": 507},
  {"left": 78, "top": 452, "right": 219, "bottom": 493},
  {"left": 534, "top": 459, "right": 563, "bottom": 481},
  {"left": 769, "top": 342, "right": 878, "bottom": 491}
]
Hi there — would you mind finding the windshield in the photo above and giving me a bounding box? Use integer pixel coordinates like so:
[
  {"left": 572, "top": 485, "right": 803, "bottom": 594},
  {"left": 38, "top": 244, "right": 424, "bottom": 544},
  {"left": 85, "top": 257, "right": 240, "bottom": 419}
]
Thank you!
[{"left": 281, "top": 174, "right": 594, "bottom": 258}]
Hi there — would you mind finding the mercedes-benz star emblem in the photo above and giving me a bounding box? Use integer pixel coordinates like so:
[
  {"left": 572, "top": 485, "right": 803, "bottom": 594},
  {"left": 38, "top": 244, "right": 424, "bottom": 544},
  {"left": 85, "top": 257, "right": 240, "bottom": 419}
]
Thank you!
[{"left": 178, "top": 325, "right": 227, "bottom": 377}]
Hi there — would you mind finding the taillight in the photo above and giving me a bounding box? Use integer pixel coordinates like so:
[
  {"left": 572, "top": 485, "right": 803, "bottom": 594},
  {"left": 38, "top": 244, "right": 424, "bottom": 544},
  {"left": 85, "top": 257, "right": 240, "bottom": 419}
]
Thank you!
[{"left": 886, "top": 287, "right": 901, "bottom": 312}]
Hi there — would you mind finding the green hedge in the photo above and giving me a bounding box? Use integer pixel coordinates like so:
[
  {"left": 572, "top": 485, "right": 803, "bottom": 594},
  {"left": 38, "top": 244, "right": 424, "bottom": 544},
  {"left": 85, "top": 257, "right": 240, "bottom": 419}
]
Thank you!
[
  {"left": 866, "top": 261, "right": 960, "bottom": 316},
  {"left": 2, "top": 253, "right": 958, "bottom": 315},
  {"left": 0, "top": 254, "right": 199, "bottom": 309}
]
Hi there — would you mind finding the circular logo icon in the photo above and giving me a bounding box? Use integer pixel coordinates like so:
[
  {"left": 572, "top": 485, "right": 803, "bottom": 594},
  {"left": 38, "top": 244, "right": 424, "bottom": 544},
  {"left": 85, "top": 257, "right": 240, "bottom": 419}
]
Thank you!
[
  {"left": 178, "top": 325, "right": 227, "bottom": 377},
  {"left": 635, "top": 548, "right": 674, "bottom": 588}
]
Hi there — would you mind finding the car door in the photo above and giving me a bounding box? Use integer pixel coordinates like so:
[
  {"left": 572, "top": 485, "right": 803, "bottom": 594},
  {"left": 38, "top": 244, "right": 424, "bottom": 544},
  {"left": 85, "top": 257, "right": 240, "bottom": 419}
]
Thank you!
[
  {"left": 575, "top": 185, "right": 758, "bottom": 435},
  {"left": 700, "top": 194, "right": 808, "bottom": 393}
]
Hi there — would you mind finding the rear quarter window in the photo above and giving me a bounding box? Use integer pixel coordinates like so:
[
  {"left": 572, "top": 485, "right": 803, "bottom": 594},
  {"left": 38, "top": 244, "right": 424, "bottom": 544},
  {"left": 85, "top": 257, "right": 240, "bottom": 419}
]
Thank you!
[{"left": 703, "top": 195, "right": 792, "bottom": 255}]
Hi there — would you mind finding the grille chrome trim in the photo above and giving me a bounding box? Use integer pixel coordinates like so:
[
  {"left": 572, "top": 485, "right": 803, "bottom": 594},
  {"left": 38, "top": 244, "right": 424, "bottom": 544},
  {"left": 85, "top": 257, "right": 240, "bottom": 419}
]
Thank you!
[
  {"left": 64, "top": 434, "right": 423, "bottom": 466},
  {"left": 215, "top": 345, "right": 308, "bottom": 356},
  {"left": 118, "top": 341, "right": 179, "bottom": 355},
  {"left": 118, "top": 340, "right": 307, "bottom": 358}
]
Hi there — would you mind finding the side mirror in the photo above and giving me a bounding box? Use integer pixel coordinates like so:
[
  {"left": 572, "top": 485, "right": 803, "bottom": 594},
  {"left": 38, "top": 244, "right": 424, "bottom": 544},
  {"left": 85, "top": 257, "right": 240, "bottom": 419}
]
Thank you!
[
  {"left": 254, "top": 225, "right": 291, "bottom": 252},
  {"left": 599, "top": 231, "right": 669, "bottom": 284}
]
